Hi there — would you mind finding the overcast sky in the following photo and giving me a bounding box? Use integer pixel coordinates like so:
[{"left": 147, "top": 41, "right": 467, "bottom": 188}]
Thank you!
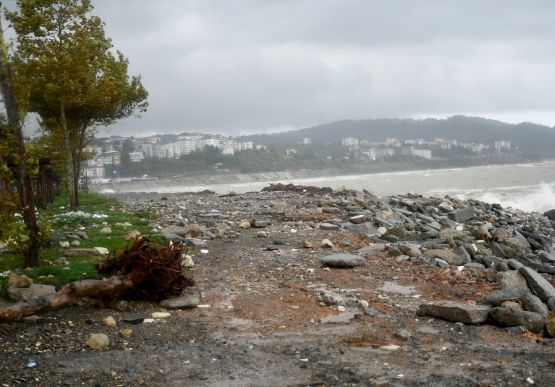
[{"left": 17, "top": 0, "right": 555, "bottom": 136}]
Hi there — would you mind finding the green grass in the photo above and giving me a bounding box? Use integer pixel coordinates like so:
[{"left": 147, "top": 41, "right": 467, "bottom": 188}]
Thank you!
[{"left": 0, "top": 192, "right": 165, "bottom": 300}]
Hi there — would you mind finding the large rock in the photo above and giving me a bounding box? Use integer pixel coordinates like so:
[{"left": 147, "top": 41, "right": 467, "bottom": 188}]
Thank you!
[
  {"left": 424, "top": 249, "right": 469, "bottom": 265},
  {"left": 417, "top": 301, "right": 491, "bottom": 324},
  {"left": 160, "top": 225, "right": 188, "bottom": 237},
  {"left": 321, "top": 253, "right": 365, "bottom": 268},
  {"left": 519, "top": 267, "right": 555, "bottom": 303},
  {"left": 159, "top": 294, "right": 200, "bottom": 309},
  {"left": 543, "top": 209, "right": 555, "bottom": 221},
  {"left": 8, "top": 273, "right": 32, "bottom": 288},
  {"left": 86, "top": 333, "right": 110, "bottom": 350},
  {"left": 489, "top": 307, "right": 545, "bottom": 333},
  {"left": 448, "top": 207, "right": 475, "bottom": 223},
  {"left": 546, "top": 309, "right": 555, "bottom": 337},
  {"left": 520, "top": 293, "right": 549, "bottom": 318},
  {"left": 484, "top": 270, "right": 529, "bottom": 306},
  {"left": 8, "top": 284, "right": 56, "bottom": 302}
]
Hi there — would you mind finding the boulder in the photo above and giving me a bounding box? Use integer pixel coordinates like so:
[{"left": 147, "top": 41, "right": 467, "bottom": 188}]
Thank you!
[
  {"left": 319, "top": 223, "right": 340, "bottom": 231},
  {"left": 448, "top": 207, "right": 475, "bottom": 223},
  {"left": 520, "top": 293, "right": 548, "bottom": 318},
  {"left": 160, "top": 225, "right": 188, "bottom": 237},
  {"left": 424, "top": 249, "right": 469, "bottom": 265},
  {"left": 519, "top": 267, "right": 555, "bottom": 303},
  {"left": 417, "top": 301, "right": 491, "bottom": 324},
  {"left": 321, "top": 253, "right": 365, "bottom": 268},
  {"left": 349, "top": 215, "right": 367, "bottom": 224},
  {"left": 489, "top": 307, "right": 545, "bottom": 333},
  {"left": 484, "top": 270, "right": 529, "bottom": 306},
  {"left": 8, "top": 284, "right": 56, "bottom": 302},
  {"left": 543, "top": 209, "right": 555, "bottom": 221}
]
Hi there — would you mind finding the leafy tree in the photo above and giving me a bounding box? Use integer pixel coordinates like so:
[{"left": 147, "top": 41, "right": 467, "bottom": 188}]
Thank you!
[
  {"left": 0, "top": 14, "right": 40, "bottom": 267},
  {"left": 7, "top": 0, "right": 148, "bottom": 210}
]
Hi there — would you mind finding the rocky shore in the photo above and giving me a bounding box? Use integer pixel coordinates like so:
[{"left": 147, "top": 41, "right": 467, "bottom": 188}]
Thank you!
[{"left": 2, "top": 184, "right": 555, "bottom": 386}]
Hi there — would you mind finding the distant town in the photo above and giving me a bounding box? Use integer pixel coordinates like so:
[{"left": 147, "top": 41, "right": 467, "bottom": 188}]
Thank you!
[{"left": 84, "top": 132, "right": 514, "bottom": 180}]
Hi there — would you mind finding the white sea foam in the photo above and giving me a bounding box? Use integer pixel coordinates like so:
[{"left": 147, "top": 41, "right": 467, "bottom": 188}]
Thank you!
[{"left": 476, "top": 183, "right": 555, "bottom": 213}]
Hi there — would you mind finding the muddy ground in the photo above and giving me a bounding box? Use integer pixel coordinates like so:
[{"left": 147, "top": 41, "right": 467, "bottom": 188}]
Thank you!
[{"left": 1, "top": 190, "right": 554, "bottom": 386}]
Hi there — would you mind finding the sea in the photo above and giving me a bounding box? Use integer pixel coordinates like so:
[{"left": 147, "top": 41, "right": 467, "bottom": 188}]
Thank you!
[{"left": 105, "top": 161, "right": 555, "bottom": 213}]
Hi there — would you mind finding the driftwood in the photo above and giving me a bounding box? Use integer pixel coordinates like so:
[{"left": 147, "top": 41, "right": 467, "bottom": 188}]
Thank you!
[{"left": 0, "top": 237, "right": 193, "bottom": 321}]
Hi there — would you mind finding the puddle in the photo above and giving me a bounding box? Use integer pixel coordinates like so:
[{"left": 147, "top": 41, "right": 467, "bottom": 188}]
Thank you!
[
  {"left": 319, "top": 310, "right": 358, "bottom": 324},
  {"left": 376, "top": 281, "right": 416, "bottom": 295}
]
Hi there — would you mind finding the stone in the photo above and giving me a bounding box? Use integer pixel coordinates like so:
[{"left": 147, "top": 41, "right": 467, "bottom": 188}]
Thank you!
[
  {"left": 455, "top": 246, "right": 472, "bottom": 264},
  {"left": 448, "top": 207, "right": 475, "bottom": 223},
  {"left": 322, "top": 207, "right": 342, "bottom": 214},
  {"left": 187, "top": 238, "right": 206, "bottom": 247},
  {"left": 489, "top": 307, "right": 545, "bottom": 333},
  {"left": 501, "top": 300, "right": 523, "bottom": 311},
  {"left": 119, "top": 328, "right": 133, "bottom": 338},
  {"left": 424, "top": 249, "right": 468, "bottom": 265},
  {"left": 8, "top": 273, "right": 33, "bottom": 288},
  {"left": 519, "top": 266, "right": 555, "bottom": 303},
  {"left": 398, "top": 243, "right": 421, "bottom": 257},
  {"left": 438, "top": 202, "right": 454, "bottom": 212},
  {"left": 152, "top": 312, "right": 171, "bottom": 319},
  {"left": 102, "top": 316, "right": 117, "bottom": 327},
  {"left": 303, "top": 241, "right": 314, "bottom": 248},
  {"left": 520, "top": 293, "right": 549, "bottom": 318},
  {"left": 70, "top": 240, "right": 80, "bottom": 246},
  {"left": 434, "top": 258, "right": 449, "bottom": 268},
  {"left": 376, "top": 226, "right": 387, "bottom": 235},
  {"left": 253, "top": 220, "right": 271, "bottom": 228},
  {"left": 349, "top": 215, "right": 366, "bottom": 224},
  {"left": 548, "top": 297, "right": 555, "bottom": 311},
  {"left": 122, "top": 316, "right": 144, "bottom": 324},
  {"left": 544, "top": 209, "right": 555, "bottom": 221},
  {"left": 319, "top": 223, "right": 340, "bottom": 231},
  {"left": 159, "top": 294, "right": 200, "bottom": 309},
  {"left": 59, "top": 241, "right": 70, "bottom": 248},
  {"left": 160, "top": 225, "right": 188, "bottom": 237},
  {"left": 94, "top": 247, "right": 109, "bottom": 255},
  {"left": 86, "top": 333, "right": 110, "bottom": 350},
  {"left": 321, "top": 253, "right": 365, "bottom": 268},
  {"left": 8, "top": 284, "right": 56, "bottom": 302},
  {"left": 484, "top": 271, "right": 530, "bottom": 306},
  {"left": 238, "top": 221, "right": 251, "bottom": 229},
  {"left": 417, "top": 301, "right": 491, "bottom": 324},
  {"left": 125, "top": 230, "right": 142, "bottom": 240},
  {"left": 507, "top": 259, "right": 525, "bottom": 270},
  {"left": 539, "top": 251, "right": 555, "bottom": 263},
  {"left": 161, "top": 233, "right": 184, "bottom": 242},
  {"left": 320, "top": 239, "right": 334, "bottom": 248},
  {"left": 99, "top": 226, "right": 112, "bottom": 234},
  {"left": 186, "top": 224, "right": 203, "bottom": 237}
]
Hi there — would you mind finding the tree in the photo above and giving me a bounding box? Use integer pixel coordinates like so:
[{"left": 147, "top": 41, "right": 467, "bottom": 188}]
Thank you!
[
  {"left": 0, "top": 11, "right": 40, "bottom": 267},
  {"left": 7, "top": 0, "right": 148, "bottom": 210}
]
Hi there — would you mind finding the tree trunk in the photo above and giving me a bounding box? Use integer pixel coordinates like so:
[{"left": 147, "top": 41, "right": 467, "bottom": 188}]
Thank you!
[
  {"left": 60, "top": 99, "right": 77, "bottom": 210},
  {"left": 0, "top": 276, "right": 134, "bottom": 321},
  {"left": 0, "top": 16, "right": 40, "bottom": 267}
]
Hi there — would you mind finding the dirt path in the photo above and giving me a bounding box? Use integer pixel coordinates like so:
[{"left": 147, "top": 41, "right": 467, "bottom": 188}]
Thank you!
[{"left": 1, "top": 190, "right": 554, "bottom": 386}]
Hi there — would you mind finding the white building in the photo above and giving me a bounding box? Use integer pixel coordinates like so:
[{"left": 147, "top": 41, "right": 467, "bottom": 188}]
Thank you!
[
  {"left": 411, "top": 149, "right": 432, "bottom": 159},
  {"left": 129, "top": 152, "right": 144, "bottom": 162},
  {"left": 342, "top": 137, "right": 359, "bottom": 147}
]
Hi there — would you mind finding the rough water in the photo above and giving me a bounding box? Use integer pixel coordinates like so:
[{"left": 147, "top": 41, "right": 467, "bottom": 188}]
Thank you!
[{"left": 102, "top": 160, "right": 555, "bottom": 213}]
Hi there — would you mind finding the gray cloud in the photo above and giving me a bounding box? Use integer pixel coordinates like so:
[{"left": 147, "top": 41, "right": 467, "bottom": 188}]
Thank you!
[{"left": 22, "top": 1, "right": 555, "bottom": 135}]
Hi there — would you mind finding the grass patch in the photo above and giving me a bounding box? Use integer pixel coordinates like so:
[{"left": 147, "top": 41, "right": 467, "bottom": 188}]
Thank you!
[{"left": 0, "top": 191, "right": 165, "bottom": 299}]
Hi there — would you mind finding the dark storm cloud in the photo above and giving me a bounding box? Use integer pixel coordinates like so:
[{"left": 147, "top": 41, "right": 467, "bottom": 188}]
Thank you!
[{"left": 35, "top": 1, "right": 555, "bottom": 134}]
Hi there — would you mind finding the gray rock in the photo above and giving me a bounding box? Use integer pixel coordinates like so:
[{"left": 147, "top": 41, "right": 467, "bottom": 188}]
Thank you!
[
  {"left": 160, "top": 225, "right": 188, "bottom": 237},
  {"left": 455, "top": 246, "right": 472, "bottom": 264},
  {"left": 322, "top": 207, "right": 342, "bottom": 214},
  {"left": 544, "top": 208, "right": 555, "bottom": 221},
  {"left": 186, "top": 238, "right": 206, "bottom": 247},
  {"left": 448, "top": 207, "right": 475, "bottom": 223},
  {"left": 518, "top": 257, "right": 555, "bottom": 274},
  {"left": 349, "top": 215, "right": 367, "bottom": 224},
  {"left": 99, "top": 226, "right": 112, "bottom": 234},
  {"left": 321, "top": 253, "right": 365, "bottom": 268},
  {"left": 520, "top": 293, "right": 548, "bottom": 318},
  {"left": 161, "top": 233, "right": 185, "bottom": 242},
  {"left": 507, "top": 259, "right": 525, "bottom": 270},
  {"left": 489, "top": 307, "right": 545, "bottom": 333},
  {"left": 8, "top": 284, "right": 56, "bottom": 302},
  {"left": 463, "top": 262, "right": 486, "bottom": 274},
  {"left": 434, "top": 258, "right": 449, "bottom": 268},
  {"left": 484, "top": 271, "right": 529, "bottom": 306},
  {"left": 519, "top": 266, "right": 555, "bottom": 303},
  {"left": 547, "top": 297, "right": 555, "bottom": 311},
  {"left": 424, "top": 249, "right": 468, "bottom": 265},
  {"left": 253, "top": 220, "right": 271, "bottom": 228},
  {"left": 539, "top": 251, "right": 555, "bottom": 263},
  {"left": 398, "top": 243, "right": 421, "bottom": 257},
  {"left": 159, "top": 294, "right": 200, "bottom": 309},
  {"left": 319, "top": 223, "right": 340, "bottom": 231},
  {"left": 417, "top": 301, "right": 491, "bottom": 324}
]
